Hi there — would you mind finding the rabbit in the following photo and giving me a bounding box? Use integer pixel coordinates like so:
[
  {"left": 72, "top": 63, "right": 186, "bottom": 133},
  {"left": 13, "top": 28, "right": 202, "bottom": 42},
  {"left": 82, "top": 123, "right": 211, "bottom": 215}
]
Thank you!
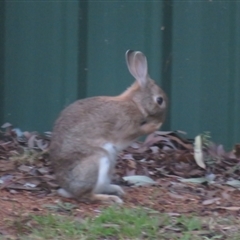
[{"left": 49, "top": 50, "right": 168, "bottom": 204}]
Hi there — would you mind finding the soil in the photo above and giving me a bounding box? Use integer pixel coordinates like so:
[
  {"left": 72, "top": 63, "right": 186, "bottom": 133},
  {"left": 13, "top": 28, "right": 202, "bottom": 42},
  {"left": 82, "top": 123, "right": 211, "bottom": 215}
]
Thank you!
[
  {"left": 1, "top": 128, "right": 240, "bottom": 237},
  {"left": 1, "top": 177, "right": 240, "bottom": 236}
]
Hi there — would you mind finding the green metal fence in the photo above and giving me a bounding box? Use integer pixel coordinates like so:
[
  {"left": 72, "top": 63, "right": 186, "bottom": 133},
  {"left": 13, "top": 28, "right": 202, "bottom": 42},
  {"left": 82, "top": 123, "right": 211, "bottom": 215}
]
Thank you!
[
  {"left": 170, "top": 1, "right": 240, "bottom": 149},
  {"left": 0, "top": 1, "right": 239, "bottom": 149}
]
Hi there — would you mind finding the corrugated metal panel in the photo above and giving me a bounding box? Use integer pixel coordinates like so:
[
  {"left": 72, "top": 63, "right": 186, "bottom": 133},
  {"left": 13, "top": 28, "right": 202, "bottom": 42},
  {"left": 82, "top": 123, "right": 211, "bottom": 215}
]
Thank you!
[
  {"left": 0, "top": 1, "right": 5, "bottom": 122},
  {"left": 1, "top": 1, "right": 240, "bottom": 148},
  {"left": 171, "top": 1, "right": 240, "bottom": 148},
  {"left": 2, "top": 1, "right": 164, "bottom": 132},
  {"left": 85, "top": 2, "right": 164, "bottom": 97},
  {"left": 2, "top": 1, "right": 165, "bottom": 131},
  {"left": 3, "top": 1, "right": 80, "bottom": 132}
]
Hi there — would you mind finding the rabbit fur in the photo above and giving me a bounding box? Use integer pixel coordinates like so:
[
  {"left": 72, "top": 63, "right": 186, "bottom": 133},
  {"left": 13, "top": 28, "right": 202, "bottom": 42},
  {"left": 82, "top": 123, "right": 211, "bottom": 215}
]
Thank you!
[{"left": 50, "top": 50, "right": 168, "bottom": 204}]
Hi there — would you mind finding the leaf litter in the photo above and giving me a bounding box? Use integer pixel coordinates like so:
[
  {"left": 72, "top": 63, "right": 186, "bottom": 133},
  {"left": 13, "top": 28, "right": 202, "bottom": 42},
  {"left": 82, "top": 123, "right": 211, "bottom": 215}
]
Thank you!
[{"left": 1, "top": 124, "right": 240, "bottom": 237}]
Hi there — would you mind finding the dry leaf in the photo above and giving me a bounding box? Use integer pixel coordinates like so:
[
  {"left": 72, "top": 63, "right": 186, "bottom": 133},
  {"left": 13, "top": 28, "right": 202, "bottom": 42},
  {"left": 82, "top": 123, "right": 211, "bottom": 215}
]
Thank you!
[
  {"left": 217, "top": 206, "right": 240, "bottom": 211},
  {"left": 126, "top": 159, "right": 136, "bottom": 169},
  {"left": 123, "top": 175, "right": 156, "bottom": 186},
  {"left": 202, "top": 197, "right": 221, "bottom": 205},
  {"left": 18, "top": 165, "right": 33, "bottom": 173},
  {"left": 234, "top": 144, "right": 240, "bottom": 158},
  {"left": 0, "top": 160, "right": 15, "bottom": 171},
  {"left": 168, "top": 192, "right": 185, "bottom": 200},
  {"left": 226, "top": 179, "right": 240, "bottom": 189},
  {"left": 28, "top": 135, "right": 37, "bottom": 148},
  {"left": 1, "top": 123, "right": 12, "bottom": 128},
  {"left": 194, "top": 135, "right": 206, "bottom": 169}
]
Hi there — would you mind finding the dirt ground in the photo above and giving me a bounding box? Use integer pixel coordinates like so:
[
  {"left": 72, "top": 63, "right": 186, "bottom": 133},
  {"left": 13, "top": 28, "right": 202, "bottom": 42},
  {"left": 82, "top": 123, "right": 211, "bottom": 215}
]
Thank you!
[
  {"left": 1, "top": 129, "right": 240, "bottom": 237},
  {"left": 1, "top": 176, "right": 240, "bottom": 236}
]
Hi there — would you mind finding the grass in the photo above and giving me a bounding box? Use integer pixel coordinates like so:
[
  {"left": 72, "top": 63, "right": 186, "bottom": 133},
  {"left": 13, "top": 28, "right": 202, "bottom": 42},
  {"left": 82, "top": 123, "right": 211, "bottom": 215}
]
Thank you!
[
  {"left": 6, "top": 205, "right": 239, "bottom": 240},
  {"left": 1, "top": 201, "right": 239, "bottom": 240},
  {"left": 26, "top": 206, "right": 163, "bottom": 240}
]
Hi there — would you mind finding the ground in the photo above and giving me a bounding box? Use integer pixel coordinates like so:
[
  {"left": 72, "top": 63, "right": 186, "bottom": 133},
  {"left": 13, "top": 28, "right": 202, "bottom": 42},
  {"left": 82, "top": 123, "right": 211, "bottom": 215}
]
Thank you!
[
  {"left": 1, "top": 128, "right": 240, "bottom": 239},
  {"left": 1, "top": 177, "right": 240, "bottom": 239}
]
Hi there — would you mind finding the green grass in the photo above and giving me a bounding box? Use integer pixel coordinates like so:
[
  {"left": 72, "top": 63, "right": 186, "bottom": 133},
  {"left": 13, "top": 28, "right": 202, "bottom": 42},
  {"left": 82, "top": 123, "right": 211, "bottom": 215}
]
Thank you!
[
  {"left": 83, "top": 207, "right": 162, "bottom": 239},
  {"left": 26, "top": 206, "right": 163, "bottom": 240},
  {"left": 7, "top": 206, "right": 240, "bottom": 240}
]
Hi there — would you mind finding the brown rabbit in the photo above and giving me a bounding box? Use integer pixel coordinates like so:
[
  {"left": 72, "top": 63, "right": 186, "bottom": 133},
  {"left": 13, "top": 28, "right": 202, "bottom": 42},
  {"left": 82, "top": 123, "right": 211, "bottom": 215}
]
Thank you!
[{"left": 50, "top": 50, "right": 168, "bottom": 204}]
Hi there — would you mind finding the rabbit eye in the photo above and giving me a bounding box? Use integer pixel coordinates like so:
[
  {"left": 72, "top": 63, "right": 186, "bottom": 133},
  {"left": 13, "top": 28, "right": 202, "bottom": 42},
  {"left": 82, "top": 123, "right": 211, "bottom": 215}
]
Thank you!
[{"left": 156, "top": 97, "right": 163, "bottom": 105}]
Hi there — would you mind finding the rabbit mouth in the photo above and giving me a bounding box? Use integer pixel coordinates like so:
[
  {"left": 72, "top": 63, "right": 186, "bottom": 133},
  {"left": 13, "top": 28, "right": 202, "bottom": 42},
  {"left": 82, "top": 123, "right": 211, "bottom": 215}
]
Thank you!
[{"left": 140, "top": 120, "right": 147, "bottom": 126}]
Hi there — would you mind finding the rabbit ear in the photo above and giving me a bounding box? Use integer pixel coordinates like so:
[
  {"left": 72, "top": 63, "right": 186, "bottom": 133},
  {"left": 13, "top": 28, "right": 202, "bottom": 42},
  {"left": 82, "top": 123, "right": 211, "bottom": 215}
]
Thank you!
[{"left": 125, "top": 50, "right": 148, "bottom": 88}]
